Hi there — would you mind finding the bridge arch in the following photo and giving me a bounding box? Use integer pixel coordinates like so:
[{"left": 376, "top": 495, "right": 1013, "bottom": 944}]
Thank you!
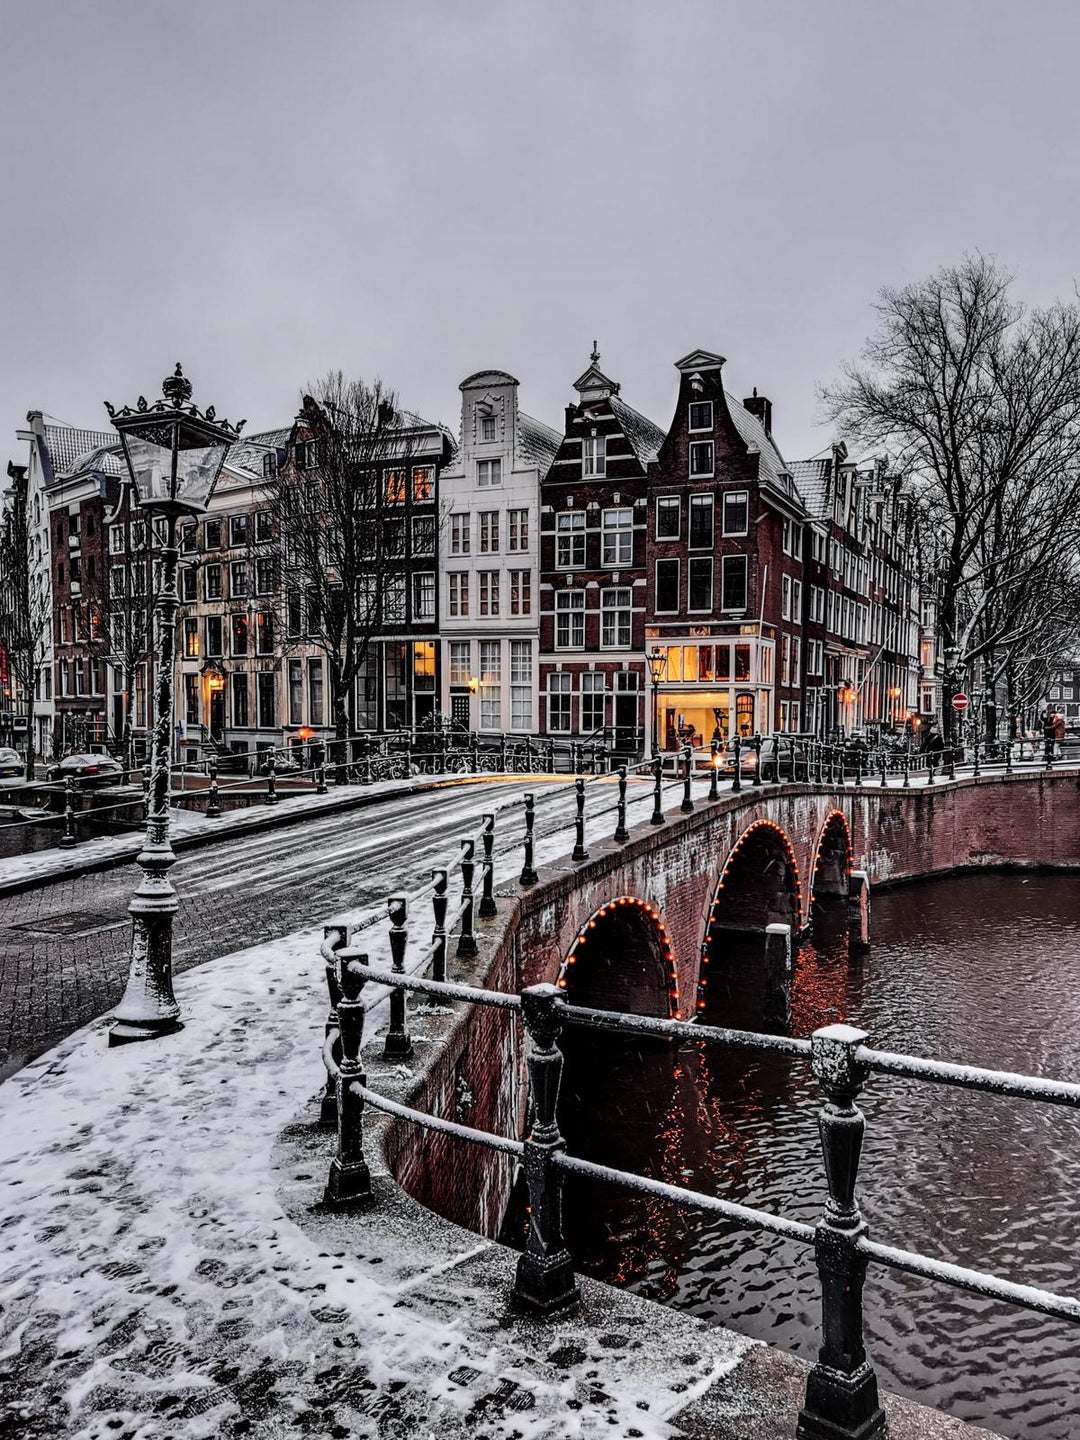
[
  {"left": 697, "top": 819, "right": 804, "bottom": 1014},
  {"left": 809, "top": 809, "right": 853, "bottom": 920},
  {"left": 558, "top": 896, "right": 680, "bottom": 1019}
]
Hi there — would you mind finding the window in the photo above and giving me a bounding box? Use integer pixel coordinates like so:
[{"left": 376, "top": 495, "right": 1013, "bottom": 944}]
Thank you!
[
  {"left": 448, "top": 572, "right": 469, "bottom": 617},
  {"left": 132, "top": 520, "right": 146, "bottom": 550},
  {"left": 449, "top": 641, "right": 471, "bottom": 685},
  {"left": 203, "top": 519, "right": 222, "bottom": 550},
  {"left": 256, "top": 611, "right": 274, "bottom": 655},
  {"left": 688, "top": 557, "right": 713, "bottom": 612},
  {"left": 309, "top": 658, "right": 324, "bottom": 725},
  {"left": 181, "top": 566, "right": 197, "bottom": 603},
  {"left": 689, "top": 440, "right": 714, "bottom": 477},
  {"left": 582, "top": 435, "right": 606, "bottom": 478},
  {"left": 184, "top": 618, "right": 200, "bottom": 657},
  {"left": 601, "top": 508, "right": 633, "bottom": 567},
  {"left": 555, "top": 590, "right": 585, "bottom": 648},
  {"left": 477, "top": 458, "right": 501, "bottom": 488},
  {"left": 722, "top": 491, "right": 748, "bottom": 536},
  {"left": 383, "top": 516, "right": 405, "bottom": 557},
  {"left": 262, "top": 452, "right": 278, "bottom": 480},
  {"left": 810, "top": 585, "right": 824, "bottom": 623},
  {"left": 205, "top": 564, "right": 222, "bottom": 600},
  {"left": 205, "top": 616, "right": 223, "bottom": 657},
  {"left": 547, "top": 672, "right": 572, "bottom": 732},
  {"left": 782, "top": 575, "right": 792, "bottom": 620},
  {"left": 288, "top": 659, "right": 304, "bottom": 726},
  {"left": 689, "top": 400, "right": 713, "bottom": 431},
  {"left": 721, "top": 554, "right": 748, "bottom": 611},
  {"left": 255, "top": 557, "right": 276, "bottom": 595},
  {"left": 655, "top": 496, "right": 680, "bottom": 540},
  {"left": 295, "top": 441, "right": 318, "bottom": 470},
  {"left": 655, "top": 558, "right": 680, "bottom": 613},
  {"left": 185, "top": 674, "right": 200, "bottom": 726},
  {"left": 781, "top": 518, "right": 794, "bottom": 556},
  {"left": 412, "top": 467, "right": 433, "bottom": 502},
  {"left": 478, "top": 570, "right": 500, "bottom": 616},
  {"left": 510, "top": 641, "right": 532, "bottom": 729},
  {"left": 689, "top": 494, "right": 714, "bottom": 549},
  {"left": 508, "top": 508, "right": 529, "bottom": 551},
  {"left": 229, "top": 515, "right": 248, "bottom": 547},
  {"left": 480, "top": 415, "right": 497, "bottom": 442},
  {"left": 412, "top": 571, "right": 435, "bottom": 621},
  {"left": 791, "top": 638, "right": 801, "bottom": 687},
  {"left": 231, "top": 614, "right": 249, "bottom": 656},
  {"left": 232, "top": 674, "right": 248, "bottom": 727},
  {"left": 807, "top": 639, "right": 823, "bottom": 674},
  {"left": 509, "top": 569, "right": 531, "bottom": 616},
  {"left": 384, "top": 573, "right": 407, "bottom": 622},
  {"left": 414, "top": 640, "right": 435, "bottom": 692},
  {"left": 109, "top": 527, "right": 124, "bottom": 555},
  {"left": 581, "top": 673, "right": 606, "bottom": 732},
  {"left": 479, "top": 511, "right": 500, "bottom": 553},
  {"left": 556, "top": 511, "right": 585, "bottom": 568},
  {"left": 479, "top": 640, "right": 501, "bottom": 730},
  {"left": 413, "top": 515, "right": 435, "bottom": 555},
  {"left": 230, "top": 561, "right": 248, "bottom": 598},
  {"left": 450, "top": 514, "right": 470, "bottom": 555},
  {"left": 792, "top": 579, "right": 802, "bottom": 618},
  {"left": 258, "top": 672, "right": 276, "bottom": 729},
  {"left": 178, "top": 523, "right": 196, "bottom": 554},
  {"left": 386, "top": 469, "right": 406, "bottom": 503},
  {"left": 254, "top": 510, "right": 273, "bottom": 543},
  {"left": 781, "top": 634, "right": 791, "bottom": 687},
  {"left": 601, "top": 588, "right": 632, "bottom": 648}
]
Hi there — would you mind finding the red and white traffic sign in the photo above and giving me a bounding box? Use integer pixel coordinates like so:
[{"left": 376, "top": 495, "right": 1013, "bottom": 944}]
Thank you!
[{"left": 952, "top": 693, "right": 969, "bottom": 711}]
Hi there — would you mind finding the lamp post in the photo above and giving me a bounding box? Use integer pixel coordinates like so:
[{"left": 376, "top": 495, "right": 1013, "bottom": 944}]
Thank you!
[
  {"left": 943, "top": 644, "right": 961, "bottom": 748},
  {"left": 106, "top": 365, "right": 242, "bottom": 1045},
  {"left": 647, "top": 646, "right": 667, "bottom": 757}
]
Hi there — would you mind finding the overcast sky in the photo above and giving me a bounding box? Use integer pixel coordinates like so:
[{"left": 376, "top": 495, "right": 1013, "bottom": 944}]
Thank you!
[{"left": 3, "top": 0, "right": 1079, "bottom": 465}]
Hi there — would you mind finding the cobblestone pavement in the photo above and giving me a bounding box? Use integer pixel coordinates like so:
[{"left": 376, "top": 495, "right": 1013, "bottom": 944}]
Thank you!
[{"left": 0, "top": 779, "right": 546, "bottom": 1079}]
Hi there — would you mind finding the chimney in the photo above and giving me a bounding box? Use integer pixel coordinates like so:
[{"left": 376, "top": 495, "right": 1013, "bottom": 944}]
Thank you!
[{"left": 743, "top": 387, "right": 772, "bottom": 438}]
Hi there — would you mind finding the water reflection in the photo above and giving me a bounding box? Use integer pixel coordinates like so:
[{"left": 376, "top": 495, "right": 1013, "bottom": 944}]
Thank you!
[{"left": 559, "top": 874, "right": 1080, "bottom": 1439}]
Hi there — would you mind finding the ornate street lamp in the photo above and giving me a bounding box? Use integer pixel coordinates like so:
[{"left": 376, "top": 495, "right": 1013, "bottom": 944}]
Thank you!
[
  {"left": 647, "top": 646, "right": 667, "bottom": 756},
  {"left": 106, "top": 365, "right": 243, "bottom": 1045}
]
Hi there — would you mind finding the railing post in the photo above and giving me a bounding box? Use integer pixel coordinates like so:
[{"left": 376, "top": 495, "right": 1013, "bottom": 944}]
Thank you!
[
  {"left": 879, "top": 750, "right": 887, "bottom": 789},
  {"left": 1005, "top": 739, "right": 1013, "bottom": 774},
  {"left": 499, "top": 733, "right": 508, "bottom": 772},
  {"left": 797, "top": 1024, "right": 885, "bottom": 1440},
  {"left": 264, "top": 749, "right": 278, "bottom": 805},
  {"left": 520, "top": 793, "right": 539, "bottom": 884},
  {"left": 835, "top": 743, "right": 846, "bottom": 789},
  {"left": 902, "top": 745, "right": 910, "bottom": 788},
  {"left": 470, "top": 733, "right": 480, "bottom": 775},
  {"left": 546, "top": 737, "right": 555, "bottom": 771},
  {"left": 362, "top": 735, "right": 373, "bottom": 786},
  {"left": 731, "top": 733, "right": 742, "bottom": 792},
  {"left": 972, "top": 733, "right": 981, "bottom": 778},
  {"left": 848, "top": 869, "right": 871, "bottom": 951},
  {"left": 763, "top": 922, "right": 792, "bottom": 1032},
  {"left": 479, "top": 813, "right": 497, "bottom": 917},
  {"left": 614, "top": 765, "right": 629, "bottom": 842},
  {"left": 324, "top": 954, "right": 372, "bottom": 1208},
  {"left": 570, "top": 741, "right": 579, "bottom": 774},
  {"left": 752, "top": 734, "right": 763, "bottom": 787},
  {"left": 206, "top": 759, "right": 221, "bottom": 819},
  {"left": 708, "top": 740, "right": 720, "bottom": 801},
  {"left": 525, "top": 735, "right": 535, "bottom": 771},
  {"left": 512, "top": 984, "right": 580, "bottom": 1316},
  {"left": 431, "top": 868, "right": 449, "bottom": 981},
  {"left": 650, "top": 754, "right": 665, "bottom": 826},
  {"left": 853, "top": 747, "right": 864, "bottom": 787},
  {"left": 571, "top": 776, "right": 589, "bottom": 861},
  {"left": 319, "top": 923, "right": 350, "bottom": 1127},
  {"left": 58, "top": 776, "right": 78, "bottom": 848},
  {"left": 382, "top": 894, "right": 413, "bottom": 1059},
  {"left": 457, "top": 839, "right": 479, "bottom": 957},
  {"left": 315, "top": 761, "right": 328, "bottom": 795},
  {"left": 772, "top": 738, "right": 783, "bottom": 785},
  {"left": 1044, "top": 731, "right": 1054, "bottom": 768},
  {"left": 680, "top": 744, "right": 694, "bottom": 813},
  {"left": 142, "top": 764, "right": 151, "bottom": 820},
  {"left": 945, "top": 744, "right": 956, "bottom": 782}
]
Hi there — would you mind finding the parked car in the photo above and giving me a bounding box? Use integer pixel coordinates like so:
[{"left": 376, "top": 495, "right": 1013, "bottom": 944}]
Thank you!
[
  {"left": 0, "top": 747, "right": 24, "bottom": 780},
  {"left": 46, "top": 752, "right": 125, "bottom": 785},
  {"left": 715, "top": 736, "right": 810, "bottom": 781}
]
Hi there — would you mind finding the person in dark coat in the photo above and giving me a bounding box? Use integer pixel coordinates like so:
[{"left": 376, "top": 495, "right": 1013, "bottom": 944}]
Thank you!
[{"left": 923, "top": 723, "right": 945, "bottom": 776}]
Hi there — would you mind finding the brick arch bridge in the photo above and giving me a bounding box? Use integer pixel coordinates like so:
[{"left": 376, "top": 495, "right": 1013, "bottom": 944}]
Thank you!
[{"left": 515, "top": 772, "right": 1080, "bottom": 1018}]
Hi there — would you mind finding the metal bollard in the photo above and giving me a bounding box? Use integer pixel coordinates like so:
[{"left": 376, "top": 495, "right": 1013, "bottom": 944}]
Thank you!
[
  {"left": 206, "top": 760, "right": 221, "bottom": 819},
  {"left": 1045, "top": 733, "right": 1054, "bottom": 768},
  {"left": 853, "top": 747, "right": 863, "bottom": 787},
  {"left": 571, "top": 776, "right": 588, "bottom": 861},
  {"left": 456, "top": 839, "right": 479, "bottom": 957},
  {"left": 902, "top": 747, "right": 910, "bottom": 788},
  {"left": 772, "top": 737, "right": 783, "bottom": 785},
  {"left": 708, "top": 740, "right": 720, "bottom": 801},
  {"left": 431, "top": 868, "right": 449, "bottom": 981},
  {"left": 324, "top": 954, "right": 373, "bottom": 1208},
  {"left": 973, "top": 735, "right": 981, "bottom": 778},
  {"left": 520, "top": 794, "right": 539, "bottom": 885},
  {"left": 142, "top": 764, "right": 151, "bottom": 820},
  {"left": 797, "top": 1025, "right": 885, "bottom": 1440},
  {"left": 649, "top": 754, "right": 665, "bottom": 826},
  {"left": 752, "top": 735, "right": 763, "bottom": 787},
  {"left": 499, "top": 734, "right": 508, "bottom": 772},
  {"left": 511, "top": 984, "right": 580, "bottom": 1316},
  {"left": 316, "top": 762, "right": 328, "bottom": 795},
  {"left": 613, "top": 765, "right": 629, "bottom": 842},
  {"left": 264, "top": 750, "right": 278, "bottom": 805},
  {"left": 680, "top": 744, "right": 694, "bottom": 813},
  {"left": 319, "top": 924, "right": 350, "bottom": 1127},
  {"left": 731, "top": 734, "right": 742, "bottom": 793},
  {"left": 946, "top": 745, "right": 956, "bottom": 781},
  {"left": 58, "top": 776, "right": 78, "bottom": 848},
  {"left": 363, "top": 737, "right": 373, "bottom": 785},
  {"left": 470, "top": 734, "right": 480, "bottom": 774},
  {"left": 479, "top": 813, "right": 497, "bottom": 918},
  {"left": 546, "top": 737, "right": 555, "bottom": 771},
  {"left": 1005, "top": 740, "right": 1013, "bottom": 774},
  {"left": 383, "top": 894, "right": 413, "bottom": 1059}
]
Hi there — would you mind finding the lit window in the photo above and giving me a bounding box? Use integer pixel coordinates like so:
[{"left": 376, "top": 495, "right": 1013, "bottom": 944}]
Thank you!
[
  {"left": 412, "top": 467, "right": 433, "bottom": 502},
  {"left": 386, "top": 470, "right": 407, "bottom": 504},
  {"left": 256, "top": 612, "right": 275, "bottom": 655},
  {"left": 184, "top": 618, "right": 200, "bottom": 657}
]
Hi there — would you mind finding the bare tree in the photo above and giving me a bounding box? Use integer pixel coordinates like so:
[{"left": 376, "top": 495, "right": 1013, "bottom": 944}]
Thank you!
[
  {"left": 258, "top": 372, "right": 433, "bottom": 751},
  {"left": 0, "top": 464, "right": 51, "bottom": 775},
  {"left": 823, "top": 254, "right": 1080, "bottom": 704}
]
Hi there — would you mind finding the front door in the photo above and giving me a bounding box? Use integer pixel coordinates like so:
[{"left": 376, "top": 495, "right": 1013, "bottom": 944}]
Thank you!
[
  {"left": 614, "top": 691, "right": 638, "bottom": 751},
  {"left": 451, "top": 693, "right": 471, "bottom": 728},
  {"left": 209, "top": 689, "right": 225, "bottom": 742}
]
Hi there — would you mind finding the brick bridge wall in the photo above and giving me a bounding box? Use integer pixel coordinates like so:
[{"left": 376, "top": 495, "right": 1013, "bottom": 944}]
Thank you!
[{"left": 382, "top": 770, "right": 1080, "bottom": 1236}]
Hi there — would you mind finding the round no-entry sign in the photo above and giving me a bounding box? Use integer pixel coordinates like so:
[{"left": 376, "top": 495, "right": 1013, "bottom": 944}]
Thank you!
[{"left": 952, "top": 693, "right": 969, "bottom": 711}]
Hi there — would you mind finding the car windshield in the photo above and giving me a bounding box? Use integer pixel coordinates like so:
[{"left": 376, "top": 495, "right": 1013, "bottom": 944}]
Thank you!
[{"left": 0, "top": 749, "right": 19, "bottom": 762}]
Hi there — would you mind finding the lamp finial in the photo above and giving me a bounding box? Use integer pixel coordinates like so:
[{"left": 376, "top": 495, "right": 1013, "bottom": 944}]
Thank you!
[{"left": 162, "top": 363, "right": 193, "bottom": 408}]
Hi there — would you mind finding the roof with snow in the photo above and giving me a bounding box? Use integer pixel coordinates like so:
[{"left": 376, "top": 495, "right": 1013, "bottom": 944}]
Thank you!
[
  {"left": 518, "top": 410, "right": 561, "bottom": 473},
  {"left": 43, "top": 425, "right": 117, "bottom": 478},
  {"left": 789, "top": 458, "right": 832, "bottom": 518},
  {"left": 724, "top": 392, "right": 794, "bottom": 495},
  {"left": 610, "top": 396, "right": 666, "bottom": 468},
  {"left": 225, "top": 427, "right": 293, "bottom": 479}
]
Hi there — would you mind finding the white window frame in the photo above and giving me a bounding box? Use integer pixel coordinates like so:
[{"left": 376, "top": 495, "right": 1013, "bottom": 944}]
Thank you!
[
  {"left": 601, "top": 507, "right": 633, "bottom": 568},
  {"left": 555, "top": 590, "right": 585, "bottom": 649},
  {"left": 655, "top": 495, "right": 680, "bottom": 540},
  {"left": 689, "top": 440, "right": 714, "bottom": 478},
  {"left": 477, "top": 458, "right": 502, "bottom": 488},
  {"left": 556, "top": 511, "right": 586, "bottom": 569},
  {"left": 600, "top": 587, "right": 633, "bottom": 649},
  {"left": 582, "top": 434, "right": 606, "bottom": 478},
  {"left": 688, "top": 400, "right": 713, "bottom": 432},
  {"left": 722, "top": 490, "right": 748, "bottom": 537}
]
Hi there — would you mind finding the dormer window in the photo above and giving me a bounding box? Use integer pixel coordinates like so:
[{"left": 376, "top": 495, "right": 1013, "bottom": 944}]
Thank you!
[
  {"left": 689, "top": 401, "right": 713, "bottom": 432},
  {"left": 480, "top": 415, "right": 497, "bottom": 442},
  {"left": 582, "top": 434, "right": 606, "bottom": 478},
  {"left": 689, "top": 440, "right": 714, "bottom": 478}
]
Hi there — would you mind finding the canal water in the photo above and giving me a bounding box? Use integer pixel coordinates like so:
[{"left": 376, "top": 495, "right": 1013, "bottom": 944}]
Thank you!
[{"left": 559, "top": 873, "right": 1080, "bottom": 1439}]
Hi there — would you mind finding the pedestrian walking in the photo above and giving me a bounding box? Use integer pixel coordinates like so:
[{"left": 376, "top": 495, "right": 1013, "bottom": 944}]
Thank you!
[
  {"left": 923, "top": 722, "right": 945, "bottom": 776},
  {"left": 1052, "top": 712, "right": 1066, "bottom": 758}
]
